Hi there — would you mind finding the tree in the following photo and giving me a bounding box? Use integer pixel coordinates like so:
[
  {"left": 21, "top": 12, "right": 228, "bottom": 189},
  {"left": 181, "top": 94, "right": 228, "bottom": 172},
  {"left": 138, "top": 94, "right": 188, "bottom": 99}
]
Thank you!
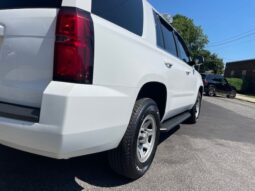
[
  {"left": 163, "top": 14, "right": 224, "bottom": 74},
  {"left": 170, "top": 14, "right": 208, "bottom": 55},
  {"left": 198, "top": 50, "right": 224, "bottom": 74}
]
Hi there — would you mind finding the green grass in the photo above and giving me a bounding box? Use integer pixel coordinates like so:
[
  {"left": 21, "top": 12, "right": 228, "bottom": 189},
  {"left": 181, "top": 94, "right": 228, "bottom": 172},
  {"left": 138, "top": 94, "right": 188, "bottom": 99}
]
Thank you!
[{"left": 226, "top": 78, "right": 243, "bottom": 92}]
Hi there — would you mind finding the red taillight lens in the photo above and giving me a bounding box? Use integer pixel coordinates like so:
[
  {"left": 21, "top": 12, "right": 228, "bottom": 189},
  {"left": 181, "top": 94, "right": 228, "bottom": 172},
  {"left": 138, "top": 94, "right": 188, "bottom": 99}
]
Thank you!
[{"left": 54, "top": 7, "right": 94, "bottom": 84}]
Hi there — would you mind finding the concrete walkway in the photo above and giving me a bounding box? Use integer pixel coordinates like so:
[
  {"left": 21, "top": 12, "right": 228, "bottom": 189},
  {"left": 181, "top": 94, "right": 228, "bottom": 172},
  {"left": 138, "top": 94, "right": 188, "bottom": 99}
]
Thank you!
[{"left": 236, "top": 94, "right": 255, "bottom": 103}]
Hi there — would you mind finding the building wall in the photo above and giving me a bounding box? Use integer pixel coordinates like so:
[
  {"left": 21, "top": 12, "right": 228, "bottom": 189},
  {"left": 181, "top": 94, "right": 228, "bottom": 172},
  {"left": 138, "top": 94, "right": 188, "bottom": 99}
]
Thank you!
[
  {"left": 224, "top": 59, "right": 255, "bottom": 80},
  {"left": 224, "top": 59, "right": 255, "bottom": 94}
]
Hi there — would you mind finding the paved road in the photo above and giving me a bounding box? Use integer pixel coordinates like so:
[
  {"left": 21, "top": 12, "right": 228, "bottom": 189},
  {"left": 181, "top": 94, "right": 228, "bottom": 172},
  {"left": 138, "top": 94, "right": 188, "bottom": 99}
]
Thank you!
[{"left": 0, "top": 97, "right": 255, "bottom": 191}]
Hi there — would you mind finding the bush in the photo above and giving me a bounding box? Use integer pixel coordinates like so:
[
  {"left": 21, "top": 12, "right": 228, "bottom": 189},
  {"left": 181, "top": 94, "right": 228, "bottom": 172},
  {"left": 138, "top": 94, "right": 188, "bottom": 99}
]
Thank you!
[{"left": 227, "top": 78, "right": 243, "bottom": 92}]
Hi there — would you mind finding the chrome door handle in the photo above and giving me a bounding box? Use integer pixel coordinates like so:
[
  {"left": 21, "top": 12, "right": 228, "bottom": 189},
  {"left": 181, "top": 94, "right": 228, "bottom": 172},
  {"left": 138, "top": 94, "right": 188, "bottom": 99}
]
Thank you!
[
  {"left": 0, "top": 25, "right": 5, "bottom": 37},
  {"left": 165, "top": 62, "right": 173, "bottom": 69}
]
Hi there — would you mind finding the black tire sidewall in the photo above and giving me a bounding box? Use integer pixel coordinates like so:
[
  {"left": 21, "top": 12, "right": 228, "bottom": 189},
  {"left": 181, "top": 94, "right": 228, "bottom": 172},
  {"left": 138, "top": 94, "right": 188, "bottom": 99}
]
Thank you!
[
  {"left": 229, "top": 90, "right": 236, "bottom": 98},
  {"left": 208, "top": 86, "right": 216, "bottom": 97},
  {"left": 187, "top": 92, "right": 202, "bottom": 124},
  {"left": 195, "top": 93, "right": 202, "bottom": 120},
  {"left": 132, "top": 100, "right": 160, "bottom": 177}
]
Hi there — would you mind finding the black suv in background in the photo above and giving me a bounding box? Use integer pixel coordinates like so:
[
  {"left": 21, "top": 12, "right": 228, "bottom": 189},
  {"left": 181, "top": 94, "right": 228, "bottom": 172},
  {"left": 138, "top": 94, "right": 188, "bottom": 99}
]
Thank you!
[{"left": 202, "top": 74, "right": 237, "bottom": 98}]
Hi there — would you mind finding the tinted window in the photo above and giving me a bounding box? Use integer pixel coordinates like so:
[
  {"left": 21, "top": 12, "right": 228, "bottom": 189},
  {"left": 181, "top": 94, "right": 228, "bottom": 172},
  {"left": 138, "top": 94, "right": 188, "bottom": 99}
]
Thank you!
[
  {"left": 212, "top": 76, "right": 224, "bottom": 83},
  {"left": 92, "top": 0, "right": 143, "bottom": 36},
  {"left": 154, "top": 12, "right": 164, "bottom": 49},
  {"left": 175, "top": 33, "right": 190, "bottom": 63},
  {"left": 0, "top": 0, "right": 62, "bottom": 9},
  {"left": 207, "top": 75, "right": 214, "bottom": 80},
  {"left": 160, "top": 19, "right": 177, "bottom": 56}
]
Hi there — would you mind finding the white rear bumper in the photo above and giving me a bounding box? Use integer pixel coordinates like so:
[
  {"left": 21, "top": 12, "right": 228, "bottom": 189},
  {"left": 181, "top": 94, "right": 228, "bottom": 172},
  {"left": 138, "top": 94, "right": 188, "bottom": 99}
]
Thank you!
[{"left": 0, "top": 82, "right": 136, "bottom": 159}]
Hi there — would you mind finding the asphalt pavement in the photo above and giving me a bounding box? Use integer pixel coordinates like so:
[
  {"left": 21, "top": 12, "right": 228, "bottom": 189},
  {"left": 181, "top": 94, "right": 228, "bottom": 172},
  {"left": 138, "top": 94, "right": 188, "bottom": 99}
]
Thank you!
[{"left": 0, "top": 96, "right": 255, "bottom": 191}]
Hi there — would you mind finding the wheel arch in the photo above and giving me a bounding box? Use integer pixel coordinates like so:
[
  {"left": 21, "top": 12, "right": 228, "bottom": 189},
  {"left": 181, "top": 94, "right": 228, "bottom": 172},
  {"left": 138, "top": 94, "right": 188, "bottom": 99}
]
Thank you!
[{"left": 136, "top": 82, "right": 167, "bottom": 120}]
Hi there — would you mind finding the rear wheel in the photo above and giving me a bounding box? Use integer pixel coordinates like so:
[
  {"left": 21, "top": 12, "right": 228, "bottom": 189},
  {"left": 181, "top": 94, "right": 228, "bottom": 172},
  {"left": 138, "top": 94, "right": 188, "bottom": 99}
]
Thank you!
[
  {"left": 186, "top": 92, "right": 202, "bottom": 124},
  {"left": 227, "top": 90, "right": 236, "bottom": 99},
  {"left": 207, "top": 86, "right": 216, "bottom": 97},
  {"left": 108, "top": 98, "right": 160, "bottom": 179}
]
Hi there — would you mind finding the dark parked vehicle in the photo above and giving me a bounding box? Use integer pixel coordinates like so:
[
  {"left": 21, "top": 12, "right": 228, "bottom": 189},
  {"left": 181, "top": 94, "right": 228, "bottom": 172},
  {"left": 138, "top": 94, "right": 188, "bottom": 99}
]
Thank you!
[{"left": 202, "top": 74, "right": 237, "bottom": 98}]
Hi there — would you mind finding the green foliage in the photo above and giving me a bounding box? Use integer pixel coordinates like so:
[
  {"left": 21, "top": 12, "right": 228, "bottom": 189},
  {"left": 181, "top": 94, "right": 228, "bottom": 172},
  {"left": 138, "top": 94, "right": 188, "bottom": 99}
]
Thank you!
[
  {"left": 226, "top": 78, "right": 243, "bottom": 92},
  {"left": 170, "top": 14, "right": 208, "bottom": 54},
  {"left": 226, "top": 77, "right": 254, "bottom": 94},
  {"left": 197, "top": 50, "right": 224, "bottom": 74},
  {"left": 162, "top": 14, "right": 224, "bottom": 74}
]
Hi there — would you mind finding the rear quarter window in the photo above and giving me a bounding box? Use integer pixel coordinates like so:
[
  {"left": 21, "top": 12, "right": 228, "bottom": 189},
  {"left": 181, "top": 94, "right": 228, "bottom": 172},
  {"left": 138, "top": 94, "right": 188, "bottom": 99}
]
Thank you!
[
  {"left": 92, "top": 0, "right": 144, "bottom": 36},
  {"left": 160, "top": 20, "right": 177, "bottom": 56},
  {"left": 153, "top": 12, "right": 165, "bottom": 49},
  {"left": 0, "top": 0, "right": 62, "bottom": 9}
]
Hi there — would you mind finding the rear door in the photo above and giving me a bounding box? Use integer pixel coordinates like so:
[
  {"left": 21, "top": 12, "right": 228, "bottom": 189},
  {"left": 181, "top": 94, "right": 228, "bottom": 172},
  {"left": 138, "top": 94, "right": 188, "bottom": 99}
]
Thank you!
[
  {"left": 154, "top": 14, "right": 194, "bottom": 118},
  {"left": 0, "top": 1, "right": 62, "bottom": 108},
  {"left": 174, "top": 32, "right": 197, "bottom": 99},
  {"left": 218, "top": 78, "right": 231, "bottom": 95},
  {"left": 211, "top": 76, "right": 224, "bottom": 94}
]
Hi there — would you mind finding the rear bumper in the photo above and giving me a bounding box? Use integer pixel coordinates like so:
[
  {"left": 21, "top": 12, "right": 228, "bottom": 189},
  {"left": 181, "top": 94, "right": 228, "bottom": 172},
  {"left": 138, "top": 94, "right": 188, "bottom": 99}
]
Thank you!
[{"left": 0, "top": 82, "right": 136, "bottom": 159}]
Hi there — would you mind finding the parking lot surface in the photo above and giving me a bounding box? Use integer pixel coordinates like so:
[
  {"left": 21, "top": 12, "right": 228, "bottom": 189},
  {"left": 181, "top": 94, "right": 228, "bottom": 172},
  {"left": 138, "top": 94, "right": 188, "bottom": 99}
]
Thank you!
[{"left": 0, "top": 96, "right": 255, "bottom": 191}]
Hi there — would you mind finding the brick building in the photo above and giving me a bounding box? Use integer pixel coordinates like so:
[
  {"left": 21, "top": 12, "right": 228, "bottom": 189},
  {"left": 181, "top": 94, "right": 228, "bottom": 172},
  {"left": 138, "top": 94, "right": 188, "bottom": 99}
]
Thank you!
[{"left": 224, "top": 59, "right": 255, "bottom": 94}]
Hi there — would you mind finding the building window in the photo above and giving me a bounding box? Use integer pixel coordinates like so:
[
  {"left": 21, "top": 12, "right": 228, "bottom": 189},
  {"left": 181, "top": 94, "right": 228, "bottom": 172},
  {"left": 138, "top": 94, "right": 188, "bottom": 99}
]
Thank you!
[{"left": 231, "top": 70, "right": 235, "bottom": 76}]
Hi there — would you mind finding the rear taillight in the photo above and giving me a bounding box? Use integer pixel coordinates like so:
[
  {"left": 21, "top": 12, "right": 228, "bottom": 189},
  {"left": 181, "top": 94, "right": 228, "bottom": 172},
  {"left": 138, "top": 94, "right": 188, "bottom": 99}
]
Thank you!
[
  {"left": 54, "top": 7, "right": 94, "bottom": 84},
  {"left": 204, "top": 80, "right": 208, "bottom": 86}
]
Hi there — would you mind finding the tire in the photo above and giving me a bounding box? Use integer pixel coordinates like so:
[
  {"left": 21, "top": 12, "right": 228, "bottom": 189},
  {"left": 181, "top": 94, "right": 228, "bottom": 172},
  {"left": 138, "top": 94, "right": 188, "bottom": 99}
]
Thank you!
[
  {"left": 108, "top": 98, "right": 160, "bottom": 179},
  {"left": 227, "top": 90, "right": 236, "bottom": 99},
  {"left": 186, "top": 92, "right": 202, "bottom": 124},
  {"left": 206, "top": 86, "right": 216, "bottom": 97}
]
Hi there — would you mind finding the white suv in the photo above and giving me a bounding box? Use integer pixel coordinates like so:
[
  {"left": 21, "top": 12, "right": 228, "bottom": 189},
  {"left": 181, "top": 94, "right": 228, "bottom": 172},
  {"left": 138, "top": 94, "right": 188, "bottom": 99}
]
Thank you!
[{"left": 0, "top": 0, "right": 203, "bottom": 179}]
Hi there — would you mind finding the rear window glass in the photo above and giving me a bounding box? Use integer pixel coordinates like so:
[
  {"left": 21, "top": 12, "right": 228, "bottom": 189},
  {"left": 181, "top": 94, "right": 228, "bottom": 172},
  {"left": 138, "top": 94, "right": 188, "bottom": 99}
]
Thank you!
[
  {"left": 160, "top": 20, "right": 177, "bottom": 56},
  {"left": 92, "top": 0, "right": 144, "bottom": 36},
  {"left": 0, "top": 0, "right": 62, "bottom": 9},
  {"left": 154, "top": 12, "right": 165, "bottom": 49}
]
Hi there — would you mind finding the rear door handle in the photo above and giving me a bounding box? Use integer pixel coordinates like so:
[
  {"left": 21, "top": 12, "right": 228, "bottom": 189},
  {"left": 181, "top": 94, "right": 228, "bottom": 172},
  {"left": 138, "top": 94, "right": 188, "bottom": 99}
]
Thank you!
[
  {"left": 186, "top": 71, "right": 191, "bottom": 75},
  {"left": 0, "top": 25, "right": 5, "bottom": 37},
  {"left": 165, "top": 62, "right": 173, "bottom": 69}
]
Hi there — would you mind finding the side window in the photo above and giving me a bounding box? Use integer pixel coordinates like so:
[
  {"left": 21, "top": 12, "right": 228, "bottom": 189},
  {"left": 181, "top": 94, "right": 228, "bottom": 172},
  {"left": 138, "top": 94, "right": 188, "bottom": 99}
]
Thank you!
[
  {"left": 159, "top": 19, "right": 177, "bottom": 56},
  {"left": 154, "top": 12, "right": 164, "bottom": 49},
  {"left": 175, "top": 33, "right": 190, "bottom": 63},
  {"left": 213, "top": 77, "right": 224, "bottom": 83},
  {"left": 92, "top": 0, "right": 144, "bottom": 36}
]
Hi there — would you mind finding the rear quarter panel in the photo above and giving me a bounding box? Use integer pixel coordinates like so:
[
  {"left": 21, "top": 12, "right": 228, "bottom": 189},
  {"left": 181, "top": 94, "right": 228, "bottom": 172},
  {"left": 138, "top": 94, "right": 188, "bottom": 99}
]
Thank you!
[{"left": 91, "top": 1, "right": 168, "bottom": 90}]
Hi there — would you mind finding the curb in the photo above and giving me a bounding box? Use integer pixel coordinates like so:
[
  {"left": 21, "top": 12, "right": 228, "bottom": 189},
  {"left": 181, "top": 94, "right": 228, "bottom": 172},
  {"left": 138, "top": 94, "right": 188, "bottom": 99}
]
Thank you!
[{"left": 235, "top": 96, "right": 255, "bottom": 104}]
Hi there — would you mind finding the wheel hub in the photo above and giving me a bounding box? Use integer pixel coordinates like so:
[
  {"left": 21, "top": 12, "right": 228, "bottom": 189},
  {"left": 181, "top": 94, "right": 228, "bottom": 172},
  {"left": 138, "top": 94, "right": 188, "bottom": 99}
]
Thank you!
[{"left": 137, "top": 115, "right": 156, "bottom": 163}]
